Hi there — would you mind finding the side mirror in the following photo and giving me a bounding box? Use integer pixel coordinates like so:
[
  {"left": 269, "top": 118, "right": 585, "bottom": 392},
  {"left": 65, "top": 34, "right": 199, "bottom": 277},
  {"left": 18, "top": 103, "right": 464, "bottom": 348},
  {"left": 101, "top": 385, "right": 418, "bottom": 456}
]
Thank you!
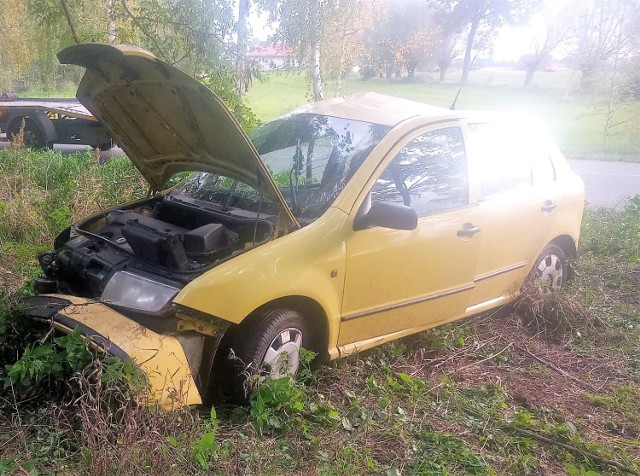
[{"left": 353, "top": 201, "right": 417, "bottom": 231}]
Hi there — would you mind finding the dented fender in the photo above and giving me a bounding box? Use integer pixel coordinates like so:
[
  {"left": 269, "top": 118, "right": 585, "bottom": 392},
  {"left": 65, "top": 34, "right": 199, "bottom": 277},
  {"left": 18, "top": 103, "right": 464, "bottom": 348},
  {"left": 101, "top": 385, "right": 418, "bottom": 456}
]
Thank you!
[{"left": 23, "top": 294, "right": 202, "bottom": 408}]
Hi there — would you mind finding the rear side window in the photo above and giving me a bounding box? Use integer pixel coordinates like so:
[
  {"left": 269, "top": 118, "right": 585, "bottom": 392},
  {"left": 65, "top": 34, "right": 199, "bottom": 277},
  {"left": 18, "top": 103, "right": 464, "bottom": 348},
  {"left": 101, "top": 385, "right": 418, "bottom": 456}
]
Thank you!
[
  {"left": 467, "top": 123, "right": 533, "bottom": 199},
  {"left": 371, "top": 127, "right": 468, "bottom": 216}
]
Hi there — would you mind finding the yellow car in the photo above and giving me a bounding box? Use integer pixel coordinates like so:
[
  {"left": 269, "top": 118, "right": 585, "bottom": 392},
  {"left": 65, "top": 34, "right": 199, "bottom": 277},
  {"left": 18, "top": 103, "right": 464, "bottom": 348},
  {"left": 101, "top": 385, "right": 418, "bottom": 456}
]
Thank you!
[{"left": 26, "top": 44, "right": 585, "bottom": 407}]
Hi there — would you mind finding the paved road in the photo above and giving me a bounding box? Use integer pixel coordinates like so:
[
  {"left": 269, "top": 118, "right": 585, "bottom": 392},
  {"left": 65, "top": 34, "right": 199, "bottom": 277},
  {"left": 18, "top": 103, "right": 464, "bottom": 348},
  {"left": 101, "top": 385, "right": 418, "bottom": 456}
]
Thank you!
[
  {"left": 568, "top": 159, "right": 640, "bottom": 208},
  {"left": 1, "top": 140, "right": 638, "bottom": 208}
]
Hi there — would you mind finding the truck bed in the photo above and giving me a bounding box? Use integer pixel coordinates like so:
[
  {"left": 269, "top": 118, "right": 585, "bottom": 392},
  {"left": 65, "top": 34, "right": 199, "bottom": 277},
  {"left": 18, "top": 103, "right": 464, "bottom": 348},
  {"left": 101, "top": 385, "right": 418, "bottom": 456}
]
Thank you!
[{"left": 0, "top": 98, "right": 95, "bottom": 121}]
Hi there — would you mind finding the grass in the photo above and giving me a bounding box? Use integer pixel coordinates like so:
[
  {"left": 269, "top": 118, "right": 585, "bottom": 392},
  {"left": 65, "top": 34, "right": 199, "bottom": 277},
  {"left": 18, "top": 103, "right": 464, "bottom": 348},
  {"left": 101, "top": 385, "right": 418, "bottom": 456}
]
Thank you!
[
  {"left": 18, "top": 89, "right": 77, "bottom": 98},
  {"left": 245, "top": 68, "right": 640, "bottom": 160},
  {"left": 22, "top": 66, "right": 640, "bottom": 159},
  {"left": 0, "top": 139, "right": 639, "bottom": 473}
]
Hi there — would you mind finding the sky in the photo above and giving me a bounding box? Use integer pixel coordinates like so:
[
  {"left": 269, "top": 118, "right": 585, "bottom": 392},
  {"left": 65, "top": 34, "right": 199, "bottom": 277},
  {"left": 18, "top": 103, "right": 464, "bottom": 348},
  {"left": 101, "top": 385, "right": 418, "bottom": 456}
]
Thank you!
[{"left": 486, "top": 0, "right": 574, "bottom": 61}]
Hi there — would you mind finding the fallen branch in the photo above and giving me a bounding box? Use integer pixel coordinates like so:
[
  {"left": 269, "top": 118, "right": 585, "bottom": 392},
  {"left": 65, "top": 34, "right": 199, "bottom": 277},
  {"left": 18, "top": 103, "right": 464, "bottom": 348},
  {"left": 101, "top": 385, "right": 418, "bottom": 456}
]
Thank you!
[
  {"left": 452, "top": 343, "right": 513, "bottom": 374},
  {"left": 513, "top": 343, "right": 592, "bottom": 389},
  {"left": 512, "top": 427, "right": 640, "bottom": 476}
]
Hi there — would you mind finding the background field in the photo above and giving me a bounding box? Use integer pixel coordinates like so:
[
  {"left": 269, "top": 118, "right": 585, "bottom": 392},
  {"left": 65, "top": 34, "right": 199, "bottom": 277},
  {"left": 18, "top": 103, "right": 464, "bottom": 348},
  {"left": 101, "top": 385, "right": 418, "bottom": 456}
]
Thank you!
[
  {"left": 23, "top": 67, "right": 639, "bottom": 160},
  {"left": 244, "top": 69, "right": 640, "bottom": 161}
]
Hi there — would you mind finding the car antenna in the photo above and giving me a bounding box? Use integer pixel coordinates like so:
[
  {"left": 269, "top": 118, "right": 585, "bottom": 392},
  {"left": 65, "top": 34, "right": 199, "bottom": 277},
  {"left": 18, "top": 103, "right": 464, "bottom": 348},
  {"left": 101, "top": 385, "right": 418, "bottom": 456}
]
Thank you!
[{"left": 450, "top": 84, "right": 463, "bottom": 110}]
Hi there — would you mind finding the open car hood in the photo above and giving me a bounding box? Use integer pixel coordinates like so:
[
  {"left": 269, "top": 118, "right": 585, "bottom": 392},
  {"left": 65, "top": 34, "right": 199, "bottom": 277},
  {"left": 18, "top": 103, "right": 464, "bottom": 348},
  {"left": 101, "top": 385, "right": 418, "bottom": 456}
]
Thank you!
[{"left": 57, "top": 43, "right": 297, "bottom": 226}]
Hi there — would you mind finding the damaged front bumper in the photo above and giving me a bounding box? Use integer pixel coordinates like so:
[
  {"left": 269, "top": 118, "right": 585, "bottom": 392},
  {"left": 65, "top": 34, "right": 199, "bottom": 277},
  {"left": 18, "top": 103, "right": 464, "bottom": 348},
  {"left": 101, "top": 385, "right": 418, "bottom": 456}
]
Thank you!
[{"left": 22, "top": 294, "right": 224, "bottom": 409}]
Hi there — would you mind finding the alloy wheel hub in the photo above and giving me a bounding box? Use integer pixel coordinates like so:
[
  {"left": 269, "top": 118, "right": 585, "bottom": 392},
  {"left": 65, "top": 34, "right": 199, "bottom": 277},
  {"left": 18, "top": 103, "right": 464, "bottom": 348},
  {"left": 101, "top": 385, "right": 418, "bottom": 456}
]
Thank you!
[
  {"left": 261, "top": 328, "right": 302, "bottom": 378},
  {"left": 536, "top": 254, "right": 563, "bottom": 292}
]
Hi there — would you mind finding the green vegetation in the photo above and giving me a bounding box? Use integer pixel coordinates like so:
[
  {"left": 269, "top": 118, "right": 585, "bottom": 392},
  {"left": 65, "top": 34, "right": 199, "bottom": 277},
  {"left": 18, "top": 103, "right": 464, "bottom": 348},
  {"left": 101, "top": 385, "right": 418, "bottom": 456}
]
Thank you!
[
  {"left": 246, "top": 70, "right": 640, "bottom": 160},
  {"left": 0, "top": 145, "right": 639, "bottom": 474}
]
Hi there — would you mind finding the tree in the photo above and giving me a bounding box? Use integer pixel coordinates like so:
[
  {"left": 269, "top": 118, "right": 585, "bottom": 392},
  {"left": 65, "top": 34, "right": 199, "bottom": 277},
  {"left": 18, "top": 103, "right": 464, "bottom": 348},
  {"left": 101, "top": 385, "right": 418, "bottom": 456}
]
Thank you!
[
  {"left": 432, "top": 6, "right": 465, "bottom": 81},
  {"left": 235, "top": 0, "right": 251, "bottom": 95},
  {"left": 432, "top": 0, "right": 539, "bottom": 84},
  {"left": 1, "top": 0, "right": 262, "bottom": 129},
  {"left": 569, "top": 0, "right": 640, "bottom": 90},
  {"left": 265, "top": 0, "right": 364, "bottom": 101},
  {"left": 360, "top": 0, "right": 439, "bottom": 80},
  {"left": 0, "top": 2, "right": 38, "bottom": 90},
  {"left": 320, "top": 0, "right": 365, "bottom": 96},
  {"left": 520, "top": 8, "right": 569, "bottom": 88},
  {"left": 268, "top": 0, "right": 325, "bottom": 100}
]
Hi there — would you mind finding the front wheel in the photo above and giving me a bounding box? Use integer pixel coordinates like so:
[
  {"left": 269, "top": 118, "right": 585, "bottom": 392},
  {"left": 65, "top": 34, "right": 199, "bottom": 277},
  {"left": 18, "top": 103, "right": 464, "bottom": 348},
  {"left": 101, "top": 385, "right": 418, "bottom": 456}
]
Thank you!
[
  {"left": 223, "top": 308, "right": 309, "bottom": 401},
  {"left": 530, "top": 244, "right": 567, "bottom": 292}
]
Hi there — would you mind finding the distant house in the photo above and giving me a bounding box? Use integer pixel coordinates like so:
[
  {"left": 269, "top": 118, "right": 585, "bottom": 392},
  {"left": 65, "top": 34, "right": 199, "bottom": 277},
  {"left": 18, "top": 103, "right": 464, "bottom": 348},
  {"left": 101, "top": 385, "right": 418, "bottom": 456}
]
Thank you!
[{"left": 248, "top": 44, "right": 297, "bottom": 71}]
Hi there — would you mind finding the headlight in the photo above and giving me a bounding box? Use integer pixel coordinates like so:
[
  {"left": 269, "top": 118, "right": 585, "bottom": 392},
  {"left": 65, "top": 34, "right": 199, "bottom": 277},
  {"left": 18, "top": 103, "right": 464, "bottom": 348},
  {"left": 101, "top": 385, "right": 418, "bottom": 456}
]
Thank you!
[{"left": 101, "top": 271, "right": 180, "bottom": 313}]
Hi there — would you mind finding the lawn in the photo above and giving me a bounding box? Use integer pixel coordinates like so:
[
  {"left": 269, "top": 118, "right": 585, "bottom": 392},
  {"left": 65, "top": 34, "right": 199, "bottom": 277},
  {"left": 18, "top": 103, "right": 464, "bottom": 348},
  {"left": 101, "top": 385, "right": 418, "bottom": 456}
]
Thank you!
[
  {"left": 0, "top": 148, "right": 639, "bottom": 476},
  {"left": 245, "top": 68, "right": 640, "bottom": 160},
  {"left": 20, "top": 67, "right": 640, "bottom": 160}
]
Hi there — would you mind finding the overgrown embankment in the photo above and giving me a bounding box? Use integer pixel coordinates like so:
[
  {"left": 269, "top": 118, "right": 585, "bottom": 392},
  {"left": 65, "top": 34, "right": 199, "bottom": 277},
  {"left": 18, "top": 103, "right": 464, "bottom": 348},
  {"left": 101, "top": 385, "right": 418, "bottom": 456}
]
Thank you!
[
  {"left": 0, "top": 148, "right": 146, "bottom": 288},
  {"left": 0, "top": 148, "right": 639, "bottom": 475}
]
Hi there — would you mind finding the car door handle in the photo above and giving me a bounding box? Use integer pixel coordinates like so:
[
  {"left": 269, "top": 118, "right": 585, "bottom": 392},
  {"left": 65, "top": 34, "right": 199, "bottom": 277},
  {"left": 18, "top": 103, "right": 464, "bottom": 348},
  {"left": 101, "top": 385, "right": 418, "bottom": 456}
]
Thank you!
[
  {"left": 457, "top": 224, "right": 481, "bottom": 238},
  {"left": 541, "top": 201, "right": 557, "bottom": 212}
]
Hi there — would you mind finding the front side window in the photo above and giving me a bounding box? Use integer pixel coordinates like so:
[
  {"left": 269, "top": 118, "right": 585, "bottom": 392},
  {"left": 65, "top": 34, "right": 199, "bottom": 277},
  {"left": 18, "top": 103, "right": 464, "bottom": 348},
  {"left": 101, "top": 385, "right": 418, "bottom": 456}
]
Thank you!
[{"left": 371, "top": 127, "right": 468, "bottom": 216}]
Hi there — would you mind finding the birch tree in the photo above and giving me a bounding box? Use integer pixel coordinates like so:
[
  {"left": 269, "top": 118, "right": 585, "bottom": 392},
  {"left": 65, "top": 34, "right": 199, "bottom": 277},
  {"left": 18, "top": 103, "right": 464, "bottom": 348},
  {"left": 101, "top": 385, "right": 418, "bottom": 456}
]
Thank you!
[{"left": 431, "top": 0, "right": 539, "bottom": 84}]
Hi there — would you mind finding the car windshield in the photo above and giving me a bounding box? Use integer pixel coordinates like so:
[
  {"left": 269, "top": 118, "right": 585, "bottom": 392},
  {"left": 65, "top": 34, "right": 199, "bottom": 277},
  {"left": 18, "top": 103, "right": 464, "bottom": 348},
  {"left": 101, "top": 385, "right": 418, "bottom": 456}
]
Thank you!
[{"left": 173, "top": 113, "right": 389, "bottom": 222}]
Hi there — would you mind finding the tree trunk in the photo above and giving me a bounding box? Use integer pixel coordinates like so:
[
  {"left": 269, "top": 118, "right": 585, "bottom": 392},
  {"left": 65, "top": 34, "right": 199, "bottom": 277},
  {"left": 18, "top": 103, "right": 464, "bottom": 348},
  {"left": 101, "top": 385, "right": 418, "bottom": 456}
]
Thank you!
[
  {"left": 335, "top": 17, "right": 350, "bottom": 98},
  {"left": 580, "top": 64, "right": 597, "bottom": 90},
  {"left": 106, "top": 0, "right": 116, "bottom": 44},
  {"left": 524, "top": 63, "right": 537, "bottom": 88},
  {"left": 235, "top": 0, "right": 249, "bottom": 96},
  {"left": 461, "top": 16, "right": 480, "bottom": 85},
  {"left": 438, "top": 60, "right": 450, "bottom": 82},
  {"left": 603, "top": 7, "right": 626, "bottom": 148},
  {"left": 60, "top": 0, "right": 80, "bottom": 44},
  {"left": 309, "top": 0, "right": 323, "bottom": 101}
]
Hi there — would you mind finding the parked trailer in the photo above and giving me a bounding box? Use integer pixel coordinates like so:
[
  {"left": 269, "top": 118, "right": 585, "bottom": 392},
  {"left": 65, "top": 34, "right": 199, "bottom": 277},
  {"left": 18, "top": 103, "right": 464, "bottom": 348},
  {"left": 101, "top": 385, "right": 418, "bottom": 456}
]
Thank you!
[{"left": 0, "top": 96, "right": 114, "bottom": 150}]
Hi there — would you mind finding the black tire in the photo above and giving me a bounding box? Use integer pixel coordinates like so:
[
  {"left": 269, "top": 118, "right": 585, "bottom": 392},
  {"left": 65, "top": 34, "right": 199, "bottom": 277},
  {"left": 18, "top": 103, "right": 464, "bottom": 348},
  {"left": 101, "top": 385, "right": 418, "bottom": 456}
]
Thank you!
[
  {"left": 529, "top": 243, "right": 567, "bottom": 292},
  {"left": 7, "top": 118, "right": 49, "bottom": 149},
  {"left": 222, "top": 308, "right": 309, "bottom": 401}
]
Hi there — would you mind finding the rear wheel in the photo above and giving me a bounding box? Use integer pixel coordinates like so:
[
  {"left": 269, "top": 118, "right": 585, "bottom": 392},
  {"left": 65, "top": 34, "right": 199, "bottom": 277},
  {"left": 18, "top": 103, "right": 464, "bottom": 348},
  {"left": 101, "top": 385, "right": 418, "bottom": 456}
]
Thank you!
[
  {"left": 222, "top": 308, "right": 309, "bottom": 401},
  {"left": 7, "top": 117, "right": 49, "bottom": 149},
  {"left": 530, "top": 244, "right": 567, "bottom": 292}
]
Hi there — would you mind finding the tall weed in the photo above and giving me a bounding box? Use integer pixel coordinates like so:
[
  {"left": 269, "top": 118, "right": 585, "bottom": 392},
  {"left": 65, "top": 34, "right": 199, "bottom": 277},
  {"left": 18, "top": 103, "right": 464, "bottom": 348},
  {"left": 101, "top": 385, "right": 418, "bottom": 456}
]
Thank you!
[
  {"left": 0, "top": 148, "right": 146, "bottom": 242},
  {"left": 0, "top": 148, "right": 146, "bottom": 288}
]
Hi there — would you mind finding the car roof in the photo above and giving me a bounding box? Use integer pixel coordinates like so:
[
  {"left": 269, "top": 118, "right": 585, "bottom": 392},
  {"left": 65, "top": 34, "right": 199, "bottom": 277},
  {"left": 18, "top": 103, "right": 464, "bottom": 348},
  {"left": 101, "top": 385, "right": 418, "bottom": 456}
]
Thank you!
[{"left": 290, "top": 92, "right": 460, "bottom": 127}]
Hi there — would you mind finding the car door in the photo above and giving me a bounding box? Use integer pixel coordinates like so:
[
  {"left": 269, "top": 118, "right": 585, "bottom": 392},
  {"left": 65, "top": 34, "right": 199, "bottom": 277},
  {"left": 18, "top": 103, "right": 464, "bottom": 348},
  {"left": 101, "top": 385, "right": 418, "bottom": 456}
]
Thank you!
[
  {"left": 464, "top": 121, "right": 564, "bottom": 311},
  {"left": 338, "top": 125, "right": 481, "bottom": 347}
]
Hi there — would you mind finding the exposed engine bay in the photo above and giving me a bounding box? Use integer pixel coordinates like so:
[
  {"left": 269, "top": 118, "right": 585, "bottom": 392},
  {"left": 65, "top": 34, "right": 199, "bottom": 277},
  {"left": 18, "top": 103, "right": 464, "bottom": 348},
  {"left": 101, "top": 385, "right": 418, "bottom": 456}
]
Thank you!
[{"left": 37, "top": 193, "right": 275, "bottom": 301}]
